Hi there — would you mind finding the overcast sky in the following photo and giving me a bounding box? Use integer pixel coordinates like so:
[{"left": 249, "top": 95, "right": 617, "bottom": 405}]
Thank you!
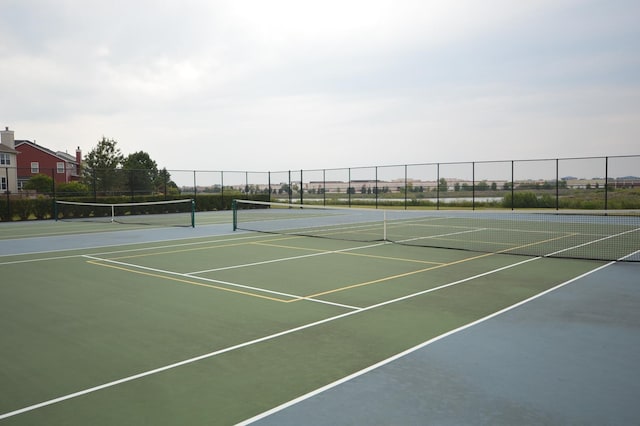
[{"left": 1, "top": 0, "right": 639, "bottom": 175}]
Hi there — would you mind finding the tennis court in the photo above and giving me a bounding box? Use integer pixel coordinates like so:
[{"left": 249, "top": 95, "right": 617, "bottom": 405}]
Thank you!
[{"left": 1, "top": 206, "right": 639, "bottom": 425}]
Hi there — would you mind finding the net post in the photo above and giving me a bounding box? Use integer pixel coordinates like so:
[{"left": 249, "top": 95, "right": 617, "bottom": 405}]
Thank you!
[
  {"left": 111, "top": 205, "right": 115, "bottom": 223},
  {"left": 232, "top": 199, "right": 238, "bottom": 231},
  {"left": 54, "top": 200, "right": 58, "bottom": 222},
  {"left": 191, "top": 199, "right": 196, "bottom": 228},
  {"left": 383, "top": 210, "right": 387, "bottom": 241}
]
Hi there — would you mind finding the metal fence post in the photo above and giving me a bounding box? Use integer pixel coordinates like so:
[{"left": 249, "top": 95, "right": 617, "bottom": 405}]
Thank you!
[{"left": 605, "top": 156, "right": 609, "bottom": 211}]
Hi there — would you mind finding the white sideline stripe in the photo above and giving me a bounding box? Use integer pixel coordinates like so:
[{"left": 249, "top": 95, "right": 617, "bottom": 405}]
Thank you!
[
  {"left": 236, "top": 260, "right": 616, "bottom": 425},
  {"left": 189, "top": 251, "right": 345, "bottom": 274},
  {"left": 546, "top": 226, "right": 640, "bottom": 257},
  {"left": 0, "top": 231, "right": 264, "bottom": 262},
  {"left": 0, "top": 255, "right": 540, "bottom": 421},
  {"left": 90, "top": 233, "right": 272, "bottom": 256},
  {"left": 299, "top": 298, "right": 362, "bottom": 310},
  {"left": 620, "top": 249, "right": 640, "bottom": 261},
  {"left": 0, "top": 254, "right": 88, "bottom": 265},
  {"left": 396, "top": 228, "right": 485, "bottom": 244},
  {"left": 82, "top": 255, "right": 311, "bottom": 301},
  {"left": 188, "top": 241, "right": 389, "bottom": 274},
  {"left": 83, "top": 255, "right": 362, "bottom": 311}
]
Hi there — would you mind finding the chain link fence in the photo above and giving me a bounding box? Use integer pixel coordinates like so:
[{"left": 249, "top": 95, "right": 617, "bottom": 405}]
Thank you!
[{"left": 2, "top": 155, "right": 639, "bottom": 221}]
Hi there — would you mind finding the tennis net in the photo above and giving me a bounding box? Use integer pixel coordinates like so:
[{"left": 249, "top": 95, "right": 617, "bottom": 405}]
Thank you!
[
  {"left": 232, "top": 200, "right": 640, "bottom": 262},
  {"left": 55, "top": 199, "right": 195, "bottom": 227}
]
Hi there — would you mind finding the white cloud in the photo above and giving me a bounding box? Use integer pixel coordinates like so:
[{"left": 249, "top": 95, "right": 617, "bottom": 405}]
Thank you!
[{"left": 1, "top": 0, "right": 639, "bottom": 175}]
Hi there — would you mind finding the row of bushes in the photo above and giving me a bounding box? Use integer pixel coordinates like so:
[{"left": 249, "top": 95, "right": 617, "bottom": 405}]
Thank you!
[
  {"left": 503, "top": 189, "right": 640, "bottom": 209},
  {"left": 1, "top": 190, "right": 638, "bottom": 221},
  {"left": 0, "top": 194, "right": 271, "bottom": 221}
]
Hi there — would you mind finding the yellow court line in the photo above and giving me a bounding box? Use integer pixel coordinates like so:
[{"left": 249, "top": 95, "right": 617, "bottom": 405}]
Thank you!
[
  {"left": 253, "top": 241, "right": 445, "bottom": 265},
  {"left": 86, "top": 260, "right": 290, "bottom": 303},
  {"left": 251, "top": 241, "right": 326, "bottom": 251},
  {"left": 109, "top": 235, "right": 302, "bottom": 260},
  {"left": 294, "top": 232, "right": 579, "bottom": 301},
  {"left": 500, "top": 232, "right": 578, "bottom": 253},
  {"left": 94, "top": 232, "right": 579, "bottom": 305},
  {"left": 339, "top": 251, "right": 445, "bottom": 265},
  {"left": 293, "top": 251, "right": 497, "bottom": 301}
]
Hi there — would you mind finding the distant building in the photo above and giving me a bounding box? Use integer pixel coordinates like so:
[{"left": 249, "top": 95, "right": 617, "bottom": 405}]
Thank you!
[
  {"left": 0, "top": 127, "right": 19, "bottom": 193},
  {"left": 15, "top": 139, "right": 82, "bottom": 190}
]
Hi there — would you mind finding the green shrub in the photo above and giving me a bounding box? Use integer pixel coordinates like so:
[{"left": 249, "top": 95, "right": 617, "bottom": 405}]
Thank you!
[
  {"left": 502, "top": 192, "right": 539, "bottom": 208},
  {"left": 11, "top": 199, "right": 33, "bottom": 220},
  {"left": 0, "top": 199, "right": 7, "bottom": 221},
  {"left": 33, "top": 197, "right": 53, "bottom": 219},
  {"left": 56, "top": 182, "right": 90, "bottom": 197}
]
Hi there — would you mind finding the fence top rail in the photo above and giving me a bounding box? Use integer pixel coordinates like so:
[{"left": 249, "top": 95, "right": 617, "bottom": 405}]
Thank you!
[
  {"left": 264, "top": 154, "right": 640, "bottom": 174},
  {"left": 31, "top": 154, "right": 640, "bottom": 175}
]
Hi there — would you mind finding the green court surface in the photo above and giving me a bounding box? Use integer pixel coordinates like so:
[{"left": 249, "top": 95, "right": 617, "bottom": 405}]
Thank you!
[{"left": 0, "top": 211, "right": 638, "bottom": 425}]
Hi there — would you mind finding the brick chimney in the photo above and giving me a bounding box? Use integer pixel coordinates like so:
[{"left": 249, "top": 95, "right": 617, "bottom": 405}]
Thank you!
[
  {"left": 75, "top": 146, "right": 82, "bottom": 174},
  {"left": 1, "top": 126, "right": 15, "bottom": 149}
]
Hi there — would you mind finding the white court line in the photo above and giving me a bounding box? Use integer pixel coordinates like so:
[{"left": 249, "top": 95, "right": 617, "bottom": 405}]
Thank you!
[
  {"left": 89, "top": 233, "right": 271, "bottom": 256},
  {"left": 83, "top": 254, "right": 361, "bottom": 311},
  {"left": 191, "top": 228, "right": 492, "bottom": 275},
  {"left": 188, "top": 241, "right": 390, "bottom": 274},
  {"left": 82, "top": 255, "right": 317, "bottom": 302},
  {"left": 395, "top": 228, "right": 486, "bottom": 244},
  {"left": 546, "top": 226, "right": 640, "bottom": 257},
  {"left": 237, "top": 259, "right": 617, "bottom": 425},
  {"left": 0, "top": 233, "right": 274, "bottom": 265},
  {"left": 0, "top": 255, "right": 541, "bottom": 421},
  {"left": 0, "top": 230, "right": 250, "bottom": 259}
]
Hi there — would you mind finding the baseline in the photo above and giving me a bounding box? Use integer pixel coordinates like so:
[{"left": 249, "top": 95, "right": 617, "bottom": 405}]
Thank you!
[
  {"left": 0, "top": 255, "right": 542, "bottom": 421},
  {"left": 238, "top": 260, "right": 615, "bottom": 425}
]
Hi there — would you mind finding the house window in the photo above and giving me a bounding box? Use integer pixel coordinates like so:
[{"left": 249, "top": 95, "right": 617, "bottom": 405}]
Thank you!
[
  {"left": 1, "top": 176, "right": 6, "bottom": 191},
  {"left": 31, "top": 162, "right": 39, "bottom": 173},
  {"left": 57, "top": 162, "right": 65, "bottom": 173},
  {"left": 0, "top": 153, "right": 10, "bottom": 165}
]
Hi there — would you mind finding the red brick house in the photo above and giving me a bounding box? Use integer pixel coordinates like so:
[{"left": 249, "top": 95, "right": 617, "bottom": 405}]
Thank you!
[{"left": 15, "top": 140, "right": 82, "bottom": 189}]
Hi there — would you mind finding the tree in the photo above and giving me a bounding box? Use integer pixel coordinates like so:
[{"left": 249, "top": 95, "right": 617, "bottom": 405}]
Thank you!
[
  {"left": 476, "top": 180, "right": 489, "bottom": 191},
  {"left": 24, "top": 174, "right": 53, "bottom": 194},
  {"left": 84, "top": 137, "right": 124, "bottom": 195},
  {"left": 438, "top": 178, "right": 448, "bottom": 192},
  {"left": 57, "top": 181, "right": 89, "bottom": 196},
  {"left": 279, "top": 183, "right": 290, "bottom": 195},
  {"left": 156, "top": 168, "right": 179, "bottom": 195},
  {"left": 122, "top": 151, "right": 158, "bottom": 196}
]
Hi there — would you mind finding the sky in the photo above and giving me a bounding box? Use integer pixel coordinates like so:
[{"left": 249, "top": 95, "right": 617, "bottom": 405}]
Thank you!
[{"left": 1, "top": 0, "right": 639, "bottom": 177}]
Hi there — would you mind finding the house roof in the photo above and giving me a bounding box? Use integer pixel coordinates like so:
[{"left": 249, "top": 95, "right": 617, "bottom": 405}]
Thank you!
[
  {"left": 0, "top": 142, "right": 18, "bottom": 154},
  {"left": 15, "top": 140, "right": 78, "bottom": 164},
  {"left": 56, "top": 151, "right": 76, "bottom": 162}
]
